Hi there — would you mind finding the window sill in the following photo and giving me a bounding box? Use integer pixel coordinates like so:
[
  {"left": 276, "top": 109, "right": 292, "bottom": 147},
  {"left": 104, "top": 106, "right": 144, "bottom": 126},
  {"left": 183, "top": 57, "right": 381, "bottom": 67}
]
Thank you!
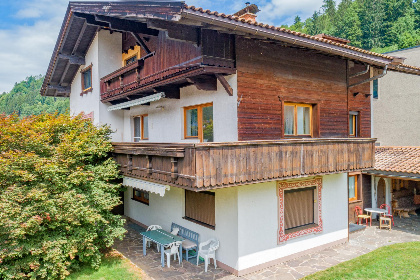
[
  {"left": 349, "top": 199, "right": 362, "bottom": 204},
  {"left": 285, "top": 223, "right": 318, "bottom": 235},
  {"left": 80, "top": 88, "right": 93, "bottom": 96},
  {"left": 183, "top": 216, "right": 215, "bottom": 230},
  {"left": 131, "top": 198, "right": 149, "bottom": 206}
]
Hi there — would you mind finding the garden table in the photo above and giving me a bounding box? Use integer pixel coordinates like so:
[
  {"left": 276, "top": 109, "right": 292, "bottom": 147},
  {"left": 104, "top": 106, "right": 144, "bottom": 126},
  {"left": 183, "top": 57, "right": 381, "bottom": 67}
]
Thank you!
[
  {"left": 365, "top": 208, "right": 387, "bottom": 220},
  {"left": 141, "top": 229, "right": 184, "bottom": 267}
]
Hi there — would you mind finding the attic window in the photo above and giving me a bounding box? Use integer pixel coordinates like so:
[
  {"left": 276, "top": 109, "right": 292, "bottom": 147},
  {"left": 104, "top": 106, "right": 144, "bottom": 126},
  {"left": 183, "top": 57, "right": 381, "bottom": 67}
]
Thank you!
[{"left": 81, "top": 64, "right": 93, "bottom": 93}]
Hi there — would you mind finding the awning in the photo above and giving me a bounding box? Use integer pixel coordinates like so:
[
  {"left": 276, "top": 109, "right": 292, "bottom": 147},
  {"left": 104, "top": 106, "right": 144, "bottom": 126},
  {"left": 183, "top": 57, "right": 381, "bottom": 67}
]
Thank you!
[
  {"left": 108, "top": 92, "right": 165, "bottom": 111},
  {"left": 123, "top": 177, "right": 170, "bottom": 197}
]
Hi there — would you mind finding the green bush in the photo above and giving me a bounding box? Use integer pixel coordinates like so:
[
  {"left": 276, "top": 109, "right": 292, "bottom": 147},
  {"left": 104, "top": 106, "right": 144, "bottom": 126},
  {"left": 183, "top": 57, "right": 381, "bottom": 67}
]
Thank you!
[{"left": 0, "top": 113, "right": 126, "bottom": 279}]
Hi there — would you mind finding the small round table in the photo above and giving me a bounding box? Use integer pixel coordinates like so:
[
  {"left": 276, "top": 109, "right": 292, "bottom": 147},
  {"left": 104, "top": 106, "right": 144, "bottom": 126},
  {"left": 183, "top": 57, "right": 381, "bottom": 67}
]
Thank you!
[{"left": 365, "top": 208, "right": 387, "bottom": 221}]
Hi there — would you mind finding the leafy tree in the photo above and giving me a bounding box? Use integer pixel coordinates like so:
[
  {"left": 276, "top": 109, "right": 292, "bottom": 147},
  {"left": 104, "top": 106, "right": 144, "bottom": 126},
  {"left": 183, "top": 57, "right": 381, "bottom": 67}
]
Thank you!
[
  {"left": 333, "top": 0, "right": 362, "bottom": 47},
  {"left": 0, "top": 75, "right": 69, "bottom": 117},
  {"left": 0, "top": 113, "right": 126, "bottom": 279}
]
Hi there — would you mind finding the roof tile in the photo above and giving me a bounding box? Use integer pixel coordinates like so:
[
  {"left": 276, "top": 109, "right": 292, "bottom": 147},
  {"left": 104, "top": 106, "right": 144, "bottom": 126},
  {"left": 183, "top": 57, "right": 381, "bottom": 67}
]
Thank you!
[{"left": 374, "top": 147, "right": 420, "bottom": 175}]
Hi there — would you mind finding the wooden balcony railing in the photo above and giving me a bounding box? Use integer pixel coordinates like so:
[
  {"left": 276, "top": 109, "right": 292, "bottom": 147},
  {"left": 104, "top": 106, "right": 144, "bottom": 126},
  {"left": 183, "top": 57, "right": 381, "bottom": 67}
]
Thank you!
[
  {"left": 100, "top": 55, "right": 235, "bottom": 103},
  {"left": 113, "top": 138, "right": 376, "bottom": 190}
]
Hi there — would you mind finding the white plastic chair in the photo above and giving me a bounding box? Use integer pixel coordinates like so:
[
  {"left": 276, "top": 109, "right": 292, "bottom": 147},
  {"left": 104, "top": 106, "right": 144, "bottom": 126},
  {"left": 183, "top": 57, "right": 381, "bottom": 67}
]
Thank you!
[
  {"left": 145, "top": 225, "right": 162, "bottom": 252},
  {"left": 196, "top": 238, "right": 219, "bottom": 272},
  {"left": 171, "top": 227, "right": 179, "bottom": 235},
  {"left": 164, "top": 241, "right": 182, "bottom": 268}
]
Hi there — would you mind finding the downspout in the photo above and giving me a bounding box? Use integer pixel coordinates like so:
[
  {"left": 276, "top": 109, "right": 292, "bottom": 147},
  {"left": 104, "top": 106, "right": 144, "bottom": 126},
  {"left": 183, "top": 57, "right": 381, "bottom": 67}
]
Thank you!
[
  {"left": 348, "top": 65, "right": 388, "bottom": 88},
  {"left": 349, "top": 64, "right": 370, "bottom": 79}
]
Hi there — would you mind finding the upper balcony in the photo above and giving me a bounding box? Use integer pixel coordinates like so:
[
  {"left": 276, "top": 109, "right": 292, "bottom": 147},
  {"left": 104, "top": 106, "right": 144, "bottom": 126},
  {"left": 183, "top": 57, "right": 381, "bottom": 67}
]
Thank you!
[
  {"left": 113, "top": 138, "right": 376, "bottom": 190},
  {"left": 100, "top": 30, "right": 236, "bottom": 104}
]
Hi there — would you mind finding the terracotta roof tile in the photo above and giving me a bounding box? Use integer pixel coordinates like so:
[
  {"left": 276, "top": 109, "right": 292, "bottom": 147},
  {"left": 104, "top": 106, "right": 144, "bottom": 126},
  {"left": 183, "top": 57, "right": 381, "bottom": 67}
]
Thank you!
[{"left": 374, "top": 147, "right": 420, "bottom": 175}]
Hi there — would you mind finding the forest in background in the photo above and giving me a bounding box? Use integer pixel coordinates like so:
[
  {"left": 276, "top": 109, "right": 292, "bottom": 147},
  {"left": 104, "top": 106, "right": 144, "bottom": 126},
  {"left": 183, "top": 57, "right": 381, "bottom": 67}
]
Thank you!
[
  {"left": 0, "top": 75, "right": 69, "bottom": 117},
  {"left": 283, "top": 0, "right": 420, "bottom": 53}
]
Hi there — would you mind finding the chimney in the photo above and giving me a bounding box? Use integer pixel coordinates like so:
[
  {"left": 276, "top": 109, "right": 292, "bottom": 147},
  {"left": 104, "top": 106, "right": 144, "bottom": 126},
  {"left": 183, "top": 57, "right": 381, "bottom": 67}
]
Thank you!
[{"left": 233, "top": 2, "right": 260, "bottom": 23}]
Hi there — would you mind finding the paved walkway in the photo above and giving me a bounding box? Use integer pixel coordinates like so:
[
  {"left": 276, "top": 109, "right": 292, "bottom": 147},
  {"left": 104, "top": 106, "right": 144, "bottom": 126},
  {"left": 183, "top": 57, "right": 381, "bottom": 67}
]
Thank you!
[{"left": 113, "top": 215, "right": 420, "bottom": 279}]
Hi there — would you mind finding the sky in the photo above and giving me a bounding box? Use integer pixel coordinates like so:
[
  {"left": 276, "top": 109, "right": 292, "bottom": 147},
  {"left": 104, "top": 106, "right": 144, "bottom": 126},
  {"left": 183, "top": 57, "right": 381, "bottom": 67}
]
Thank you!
[{"left": 0, "top": 0, "right": 326, "bottom": 94}]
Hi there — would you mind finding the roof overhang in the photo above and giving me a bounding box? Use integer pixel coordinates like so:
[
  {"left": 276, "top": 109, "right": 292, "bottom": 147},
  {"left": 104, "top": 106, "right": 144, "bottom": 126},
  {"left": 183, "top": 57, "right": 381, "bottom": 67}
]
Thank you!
[
  {"left": 363, "top": 170, "right": 420, "bottom": 181},
  {"left": 41, "top": 1, "right": 420, "bottom": 98}
]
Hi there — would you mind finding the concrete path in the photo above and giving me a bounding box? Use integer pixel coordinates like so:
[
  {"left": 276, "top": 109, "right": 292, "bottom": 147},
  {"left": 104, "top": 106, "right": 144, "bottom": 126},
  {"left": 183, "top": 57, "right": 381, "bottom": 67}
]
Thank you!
[{"left": 113, "top": 215, "right": 420, "bottom": 279}]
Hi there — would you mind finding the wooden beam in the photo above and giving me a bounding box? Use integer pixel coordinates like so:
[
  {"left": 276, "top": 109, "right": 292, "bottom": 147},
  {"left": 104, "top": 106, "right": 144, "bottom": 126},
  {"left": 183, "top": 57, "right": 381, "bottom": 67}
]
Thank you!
[
  {"left": 48, "top": 85, "right": 71, "bottom": 94},
  {"left": 59, "top": 61, "right": 71, "bottom": 86},
  {"left": 72, "top": 20, "right": 87, "bottom": 55},
  {"left": 147, "top": 19, "right": 199, "bottom": 45},
  {"left": 215, "top": 74, "right": 233, "bottom": 96},
  {"left": 94, "top": 14, "right": 159, "bottom": 36},
  {"left": 186, "top": 75, "right": 217, "bottom": 91},
  {"left": 131, "top": 32, "right": 151, "bottom": 54},
  {"left": 73, "top": 12, "right": 109, "bottom": 28},
  {"left": 58, "top": 53, "right": 85, "bottom": 65}
]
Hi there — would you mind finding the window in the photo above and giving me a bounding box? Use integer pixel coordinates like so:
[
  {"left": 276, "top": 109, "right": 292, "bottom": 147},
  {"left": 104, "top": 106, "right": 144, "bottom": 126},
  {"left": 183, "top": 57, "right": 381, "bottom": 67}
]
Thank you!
[
  {"left": 124, "top": 54, "right": 137, "bottom": 66},
  {"left": 133, "top": 115, "right": 148, "bottom": 142},
  {"left": 349, "top": 111, "right": 359, "bottom": 137},
  {"left": 133, "top": 189, "right": 149, "bottom": 205},
  {"left": 277, "top": 178, "right": 323, "bottom": 243},
  {"left": 284, "top": 103, "right": 312, "bottom": 136},
  {"left": 373, "top": 79, "right": 378, "bottom": 99},
  {"left": 81, "top": 65, "right": 92, "bottom": 92},
  {"left": 122, "top": 45, "right": 141, "bottom": 66},
  {"left": 284, "top": 187, "right": 315, "bottom": 233},
  {"left": 184, "top": 190, "right": 215, "bottom": 229},
  {"left": 349, "top": 175, "right": 358, "bottom": 201},
  {"left": 184, "top": 103, "right": 213, "bottom": 142}
]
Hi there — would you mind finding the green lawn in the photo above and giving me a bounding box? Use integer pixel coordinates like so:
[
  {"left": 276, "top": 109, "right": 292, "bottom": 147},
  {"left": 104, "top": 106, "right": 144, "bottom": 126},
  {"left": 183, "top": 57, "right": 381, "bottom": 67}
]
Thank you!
[
  {"left": 305, "top": 242, "right": 420, "bottom": 280},
  {"left": 67, "top": 251, "right": 144, "bottom": 280}
]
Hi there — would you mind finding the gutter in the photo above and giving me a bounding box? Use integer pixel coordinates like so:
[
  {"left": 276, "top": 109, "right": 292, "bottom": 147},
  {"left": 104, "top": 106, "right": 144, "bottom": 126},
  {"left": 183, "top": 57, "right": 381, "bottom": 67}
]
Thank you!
[{"left": 348, "top": 65, "right": 388, "bottom": 88}]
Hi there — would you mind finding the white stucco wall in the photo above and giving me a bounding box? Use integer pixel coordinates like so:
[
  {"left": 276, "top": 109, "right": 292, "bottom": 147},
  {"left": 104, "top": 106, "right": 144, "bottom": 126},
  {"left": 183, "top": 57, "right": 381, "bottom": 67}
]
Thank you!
[
  {"left": 373, "top": 47, "right": 420, "bottom": 146},
  {"left": 124, "top": 185, "right": 239, "bottom": 269},
  {"left": 69, "top": 30, "right": 124, "bottom": 141},
  {"left": 125, "top": 173, "right": 348, "bottom": 272},
  {"left": 122, "top": 74, "right": 238, "bottom": 143},
  {"left": 236, "top": 173, "right": 348, "bottom": 271}
]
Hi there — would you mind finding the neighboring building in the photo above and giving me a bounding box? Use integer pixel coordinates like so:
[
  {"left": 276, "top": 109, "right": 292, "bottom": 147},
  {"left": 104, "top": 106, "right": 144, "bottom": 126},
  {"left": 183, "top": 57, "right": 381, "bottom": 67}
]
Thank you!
[
  {"left": 41, "top": 1, "right": 420, "bottom": 276},
  {"left": 372, "top": 46, "right": 420, "bottom": 146},
  {"left": 364, "top": 147, "right": 420, "bottom": 218}
]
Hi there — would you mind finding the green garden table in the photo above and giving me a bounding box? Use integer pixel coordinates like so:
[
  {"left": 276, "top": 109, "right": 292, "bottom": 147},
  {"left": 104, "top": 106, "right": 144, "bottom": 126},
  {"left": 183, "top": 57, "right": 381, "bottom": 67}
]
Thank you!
[{"left": 141, "top": 229, "right": 184, "bottom": 267}]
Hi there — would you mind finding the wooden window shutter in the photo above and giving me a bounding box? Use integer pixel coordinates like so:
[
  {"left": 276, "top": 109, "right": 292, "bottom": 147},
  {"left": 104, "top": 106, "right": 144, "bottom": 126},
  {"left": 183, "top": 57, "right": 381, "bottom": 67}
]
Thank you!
[
  {"left": 284, "top": 187, "right": 315, "bottom": 230},
  {"left": 185, "top": 190, "right": 215, "bottom": 227}
]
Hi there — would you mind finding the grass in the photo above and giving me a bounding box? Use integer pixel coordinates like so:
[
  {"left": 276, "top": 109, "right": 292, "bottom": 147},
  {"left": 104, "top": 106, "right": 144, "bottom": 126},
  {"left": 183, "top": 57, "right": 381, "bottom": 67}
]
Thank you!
[
  {"left": 66, "top": 251, "right": 144, "bottom": 280},
  {"left": 305, "top": 242, "right": 420, "bottom": 280}
]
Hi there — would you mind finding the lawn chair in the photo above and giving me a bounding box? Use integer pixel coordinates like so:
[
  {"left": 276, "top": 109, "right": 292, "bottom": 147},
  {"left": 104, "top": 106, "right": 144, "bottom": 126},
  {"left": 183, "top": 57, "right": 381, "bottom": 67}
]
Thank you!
[
  {"left": 164, "top": 241, "right": 182, "bottom": 268},
  {"left": 380, "top": 204, "right": 394, "bottom": 226},
  {"left": 196, "top": 238, "right": 219, "bottom": 272},
  {"left": 355, "top": 206, "right": 371, "bottom": 227}
]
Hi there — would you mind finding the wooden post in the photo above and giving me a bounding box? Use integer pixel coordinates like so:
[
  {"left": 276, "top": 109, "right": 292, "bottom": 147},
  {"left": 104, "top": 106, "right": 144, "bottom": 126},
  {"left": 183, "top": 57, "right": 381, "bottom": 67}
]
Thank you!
[
  {"left": 171, "top": 157, "right": 178, "bottom": 180},
  {"left": 146, "top": 155, "right": 152, "bottom": 174}
]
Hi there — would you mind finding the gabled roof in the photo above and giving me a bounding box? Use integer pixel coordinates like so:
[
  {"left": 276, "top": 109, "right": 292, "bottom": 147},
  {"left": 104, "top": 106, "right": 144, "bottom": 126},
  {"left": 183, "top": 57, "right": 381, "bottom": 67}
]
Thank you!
[
  {"left": 41, "top": 0, "right": 420, "bottom": 97},
  {"left": 373, "top": 147, "right": 420, "bottom": 176}
]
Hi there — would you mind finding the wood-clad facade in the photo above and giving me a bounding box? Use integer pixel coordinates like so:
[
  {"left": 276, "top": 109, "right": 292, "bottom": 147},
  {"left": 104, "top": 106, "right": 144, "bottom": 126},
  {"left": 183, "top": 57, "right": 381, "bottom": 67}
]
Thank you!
[{"left": 236, "top": 37, "right": 371, "bottom": 141}]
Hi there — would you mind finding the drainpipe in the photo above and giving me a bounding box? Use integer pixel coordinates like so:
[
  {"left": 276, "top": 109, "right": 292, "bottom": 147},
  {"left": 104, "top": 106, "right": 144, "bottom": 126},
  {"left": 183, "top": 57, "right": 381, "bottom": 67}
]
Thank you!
[{"left": 348, "top": 65, "right": 388, "bottom": 88}]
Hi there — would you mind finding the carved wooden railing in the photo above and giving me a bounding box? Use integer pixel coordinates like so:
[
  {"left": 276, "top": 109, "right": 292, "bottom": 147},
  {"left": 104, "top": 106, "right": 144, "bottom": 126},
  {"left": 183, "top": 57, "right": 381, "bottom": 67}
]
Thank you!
[{"left": 113, "top": 138, "right": 376, "bottom": 190}]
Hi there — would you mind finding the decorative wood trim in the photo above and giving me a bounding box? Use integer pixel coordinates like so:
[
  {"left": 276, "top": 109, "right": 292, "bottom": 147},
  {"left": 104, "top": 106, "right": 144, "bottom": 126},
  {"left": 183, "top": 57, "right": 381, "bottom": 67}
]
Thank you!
[{"left": 277, "top": 178, "right": 323, "bottom": 243}]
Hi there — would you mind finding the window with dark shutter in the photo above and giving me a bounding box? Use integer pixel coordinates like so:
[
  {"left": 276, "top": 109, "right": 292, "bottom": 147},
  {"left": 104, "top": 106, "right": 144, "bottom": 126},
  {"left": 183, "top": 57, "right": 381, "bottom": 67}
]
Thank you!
[
  {"left": 184, "top": 190, "right": 215, "bottom": 229},
  {"left": 284, "top": 186, "right": 316, "bottom": 233}
]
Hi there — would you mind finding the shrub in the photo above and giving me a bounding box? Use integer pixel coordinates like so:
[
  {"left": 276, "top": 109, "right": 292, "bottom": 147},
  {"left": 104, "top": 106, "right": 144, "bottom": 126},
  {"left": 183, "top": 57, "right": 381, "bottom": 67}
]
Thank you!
[{"left": 0, "top": 113, "right": 126, "bottom": 279}]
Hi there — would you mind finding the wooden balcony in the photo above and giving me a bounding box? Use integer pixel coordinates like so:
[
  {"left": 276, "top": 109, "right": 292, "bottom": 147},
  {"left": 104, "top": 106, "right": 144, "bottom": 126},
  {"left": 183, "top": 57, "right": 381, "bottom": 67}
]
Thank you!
[
  {"left": 113, "top": 138, "right": 376, "bottom": 190},
  {"left": 100, "top": 55, "right": 235, "bottom": 103}
]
